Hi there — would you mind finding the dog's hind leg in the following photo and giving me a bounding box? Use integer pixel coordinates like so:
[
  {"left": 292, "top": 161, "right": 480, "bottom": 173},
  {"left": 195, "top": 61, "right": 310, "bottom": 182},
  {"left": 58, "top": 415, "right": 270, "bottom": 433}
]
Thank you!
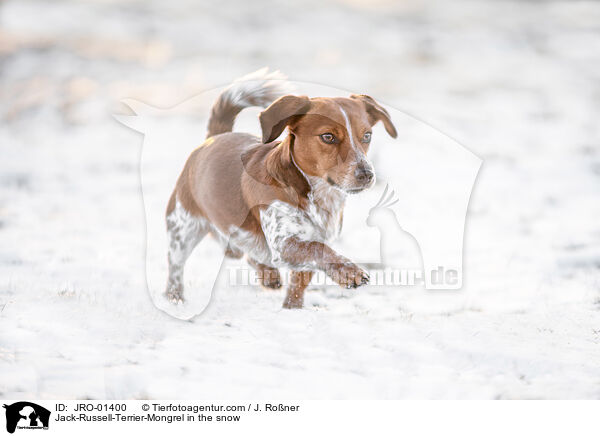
[{"left": 165, "top": 199, "right": 209, "bottom": 303}]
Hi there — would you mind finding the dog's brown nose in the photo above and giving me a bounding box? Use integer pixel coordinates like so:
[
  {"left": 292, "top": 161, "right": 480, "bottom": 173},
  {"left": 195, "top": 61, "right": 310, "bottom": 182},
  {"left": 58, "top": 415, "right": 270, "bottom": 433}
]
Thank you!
[{"left": 355, "top": 166, "right": 374, "bottom": 184}]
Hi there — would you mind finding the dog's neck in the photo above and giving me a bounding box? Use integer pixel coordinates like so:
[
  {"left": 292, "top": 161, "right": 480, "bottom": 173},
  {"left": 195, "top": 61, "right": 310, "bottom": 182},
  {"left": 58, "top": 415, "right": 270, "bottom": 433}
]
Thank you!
[
  {"left": 290, "top": 148, "right": 347, "bottom": 208},
  {"left": 305, "top": 175, "right": 346, "bottom": 210}
]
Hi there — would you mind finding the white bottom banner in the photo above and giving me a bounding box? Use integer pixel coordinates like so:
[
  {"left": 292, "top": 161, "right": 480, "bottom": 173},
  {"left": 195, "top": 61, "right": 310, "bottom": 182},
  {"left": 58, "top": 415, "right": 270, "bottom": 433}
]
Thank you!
[{"left": 0, "top": 400, "right": 597, "bottom": 435}]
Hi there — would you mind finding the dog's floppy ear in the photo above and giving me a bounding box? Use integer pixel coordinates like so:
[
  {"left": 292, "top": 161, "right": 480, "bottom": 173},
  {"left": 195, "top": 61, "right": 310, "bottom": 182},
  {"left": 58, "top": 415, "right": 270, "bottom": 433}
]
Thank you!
[
  {"left": 264, "top": 136, "right": 310, "bottom": 197},
  {"left": 350, "top": 94, "right": 397, "bottom": 138},
  {"left": 259, "top": 95, "right": 311, "bottom": 143}
]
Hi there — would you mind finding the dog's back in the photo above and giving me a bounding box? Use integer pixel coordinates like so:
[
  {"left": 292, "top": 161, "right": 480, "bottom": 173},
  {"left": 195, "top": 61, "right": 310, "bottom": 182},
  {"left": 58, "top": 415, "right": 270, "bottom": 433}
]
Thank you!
[{"left": 168, "top": 68, "right": 290, "bottom": 217}]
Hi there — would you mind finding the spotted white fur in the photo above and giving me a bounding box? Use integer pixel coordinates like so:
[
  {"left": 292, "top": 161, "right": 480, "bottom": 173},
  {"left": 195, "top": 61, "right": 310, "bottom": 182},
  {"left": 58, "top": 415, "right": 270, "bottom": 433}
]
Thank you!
[
  {"left": 260, "top": 200, "right": 316, "bottom": 268},
  {"left": 305, "top": 175, "right": 346, "bottom": 240},
  {"left": 226, "top": 225, "right": 271, "bottom": 266},
  {"left": 293, "top": 149, "right": 346, "bottom": 238},
  {"left": 166, "top": 198, "right": 272, "bottom": 300},
  {"left": 165, "top": 199, "right": 210, "bottom": 301},
  {"left": 260, "top": 163, "right": 346, "bottom": 269}
]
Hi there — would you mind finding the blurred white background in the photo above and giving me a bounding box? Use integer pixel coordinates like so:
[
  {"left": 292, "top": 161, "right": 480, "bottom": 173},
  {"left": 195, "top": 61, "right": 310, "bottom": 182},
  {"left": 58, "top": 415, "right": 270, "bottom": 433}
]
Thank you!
[{"left": 1, "top": 0, "right": 599, "bottom": 399}]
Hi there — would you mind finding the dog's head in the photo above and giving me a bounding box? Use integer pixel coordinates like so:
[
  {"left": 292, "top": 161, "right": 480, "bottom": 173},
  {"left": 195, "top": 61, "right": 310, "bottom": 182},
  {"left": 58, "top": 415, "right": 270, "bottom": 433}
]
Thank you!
[{"left": 260, "top": 94, "right": 397, "bottom": 194}]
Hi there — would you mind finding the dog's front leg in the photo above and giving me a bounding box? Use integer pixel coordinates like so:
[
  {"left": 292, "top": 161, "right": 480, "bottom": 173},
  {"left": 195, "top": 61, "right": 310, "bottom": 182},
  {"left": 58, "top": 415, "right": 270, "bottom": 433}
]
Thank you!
[
  {"left": 260, "top": 202, "right": 369, "bottom": 309},
  {"left": 283, "top": 270, "right": 314, "bottom": 309},
  {"left": 280, "top": 237, "right": 370, "bottom": 290}
]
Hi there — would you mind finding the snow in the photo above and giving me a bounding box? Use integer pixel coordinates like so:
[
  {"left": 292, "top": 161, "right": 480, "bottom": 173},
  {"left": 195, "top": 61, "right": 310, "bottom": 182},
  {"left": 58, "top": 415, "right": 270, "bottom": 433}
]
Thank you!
[{"left": 1, "top": 0, "right": 600, "bottom": 399}]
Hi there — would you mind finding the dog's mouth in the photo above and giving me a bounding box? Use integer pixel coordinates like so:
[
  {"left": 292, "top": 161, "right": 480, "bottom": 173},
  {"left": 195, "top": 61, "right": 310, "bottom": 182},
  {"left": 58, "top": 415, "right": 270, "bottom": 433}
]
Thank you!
[
  {"left": 326, "top": 176, "right": 368, "bottom": 194},
  {"left": 346, "top": 187, "right": 365, "bottom": 194}
]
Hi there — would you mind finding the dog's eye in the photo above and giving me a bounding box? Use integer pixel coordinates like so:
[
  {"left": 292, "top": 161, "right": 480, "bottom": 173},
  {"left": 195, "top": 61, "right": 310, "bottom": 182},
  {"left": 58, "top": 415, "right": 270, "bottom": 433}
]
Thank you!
[
  {"left": 362, "top": 132, "right": 372, "bottom": 143},
  {"left": 319, "top": 133, "right": 337, "bottom": 144}
]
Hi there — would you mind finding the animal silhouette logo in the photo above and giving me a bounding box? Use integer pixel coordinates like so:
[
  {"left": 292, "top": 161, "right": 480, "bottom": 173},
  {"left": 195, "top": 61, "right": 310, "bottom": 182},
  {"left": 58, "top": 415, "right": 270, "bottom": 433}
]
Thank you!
[
  {"left": 3, "top": 402, "right": 50, "bottom": 433},
  {"left": 115, "top": 69, "right": 482, "bottom": 319},
  {"left": 366, "top": 184, "right": 423, "bottom": 277}
]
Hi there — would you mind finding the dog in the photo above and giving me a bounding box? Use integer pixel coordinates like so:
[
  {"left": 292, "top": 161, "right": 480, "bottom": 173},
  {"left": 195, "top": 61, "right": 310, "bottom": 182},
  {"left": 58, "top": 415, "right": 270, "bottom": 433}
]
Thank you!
[{"left": 165, "top": 70, "right": 397, "bottom": 308}]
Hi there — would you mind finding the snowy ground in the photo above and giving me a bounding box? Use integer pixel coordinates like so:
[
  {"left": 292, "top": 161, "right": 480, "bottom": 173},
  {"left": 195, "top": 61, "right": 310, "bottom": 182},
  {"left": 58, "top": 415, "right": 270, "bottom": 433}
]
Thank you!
[{"left": 1, "top": 0, "right": 600, "bottom": 399}]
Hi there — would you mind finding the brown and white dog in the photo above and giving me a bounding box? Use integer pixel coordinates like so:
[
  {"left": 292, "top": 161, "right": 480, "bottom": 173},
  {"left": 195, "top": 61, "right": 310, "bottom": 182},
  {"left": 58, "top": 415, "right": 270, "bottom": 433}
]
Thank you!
[{"left": 165, "top": 70, "right": 397, "bottom": 308}]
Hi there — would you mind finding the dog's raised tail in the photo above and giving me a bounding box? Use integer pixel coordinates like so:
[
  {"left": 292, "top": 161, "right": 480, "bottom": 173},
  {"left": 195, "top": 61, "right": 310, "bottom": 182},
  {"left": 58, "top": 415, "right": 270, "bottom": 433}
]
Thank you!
[{"left": 206, "top": 68, "right": 291, "bottom": 139}]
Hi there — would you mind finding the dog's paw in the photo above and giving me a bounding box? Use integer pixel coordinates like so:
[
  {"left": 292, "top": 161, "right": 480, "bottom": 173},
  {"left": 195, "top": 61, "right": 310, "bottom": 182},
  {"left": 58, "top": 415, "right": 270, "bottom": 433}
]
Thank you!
[
  {"left": 327, "top": 262, "right": 370, "bottom": 289},
  {"left": 282, "top": 295, "right": 304, "bottom": 309},
  {"left": 165, "top": 288, "right": 185, "bottom": 304},
  {"left": 260, "top": 269, "right": 282, "bottom": 290}
]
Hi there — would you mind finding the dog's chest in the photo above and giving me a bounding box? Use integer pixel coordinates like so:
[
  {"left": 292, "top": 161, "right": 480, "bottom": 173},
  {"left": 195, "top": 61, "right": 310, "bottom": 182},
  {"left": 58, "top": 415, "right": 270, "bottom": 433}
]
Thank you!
[
  {"left": 304, "top": 179, "right": 346, "bottom": 241},
  {"left": 258, "top": 180, "right": 347, "bottom": 268}
]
